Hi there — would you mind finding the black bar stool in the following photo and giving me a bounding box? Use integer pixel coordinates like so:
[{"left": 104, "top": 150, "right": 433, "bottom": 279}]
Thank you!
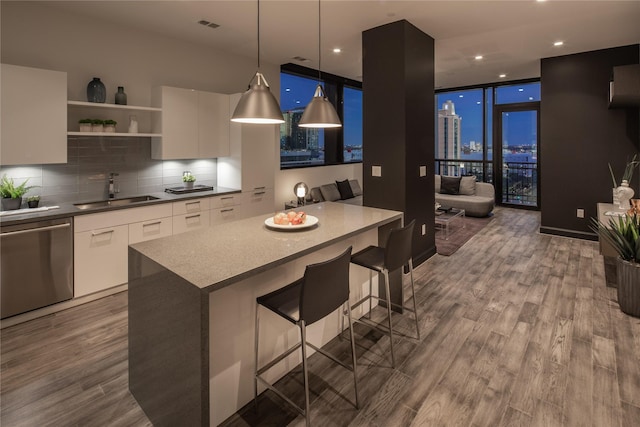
[
  {"left": 348, "top": 219, "right": 419, "bottom": 368},
  {"left": 254, "top": 247, "right": 360, "bottom": 426}
]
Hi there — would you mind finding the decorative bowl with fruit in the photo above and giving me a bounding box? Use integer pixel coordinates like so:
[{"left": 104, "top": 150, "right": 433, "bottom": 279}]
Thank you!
[{"left": 265, "top": 211, "right": 319, "bottom": 230}]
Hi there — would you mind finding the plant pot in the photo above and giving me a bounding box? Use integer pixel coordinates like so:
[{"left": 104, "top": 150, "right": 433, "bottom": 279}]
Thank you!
[
  {"left": 28, "top": 200, "right": 39, "bottom": 208},
  {"left": 104, "top": 124, "right": 116, "bottom": 133},
  {"left": 92, "top": 124, "right": 104, "bottom": 132},
  {"left": 616, "top": 257, "right": 640, "bottom": 317},
  {"left": 184, "top": 181, "right": 195, "bottom": 189},
  {"left": 2, "top": 197, "right": 22, "bottom": 210},
  {"left": 79, "top": 123, "right": 92, "bottom": 132}
]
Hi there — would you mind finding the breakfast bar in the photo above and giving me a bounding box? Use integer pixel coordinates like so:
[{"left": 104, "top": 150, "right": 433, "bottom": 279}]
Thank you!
[{"left": 128, "top": 202, "right": 403, "bottom": 426}]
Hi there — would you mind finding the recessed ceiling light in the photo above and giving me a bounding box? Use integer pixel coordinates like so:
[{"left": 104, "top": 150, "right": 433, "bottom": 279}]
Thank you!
[
  {"left": 459, "top": 95, "right": 464, "bottom": 98},
  {"left": 554, "top": 41, "right": 564, "bottom": 47},
  {"left": 475, "top": 55, "right": 483, "bottom": 60},
  {"left": 333, "top": 48, "right": 341, "bottom": 54},
  {"left": 518, "top": 88, "right": 524, "bottom": 92},
  {"left": 296, "top": 100, "right": 300, "bottom": 104},
  {"left": 499, "top": 74, "right": 507, "bottom": 78},
  {"left": 476, "top": 101, "right": 481, "bottom": 105},
  {"left": 285, "top": 88, "right": 291, "bottom": 92},
  {"left": 529, "top": 96, "right": 534, "bottom": 100}
]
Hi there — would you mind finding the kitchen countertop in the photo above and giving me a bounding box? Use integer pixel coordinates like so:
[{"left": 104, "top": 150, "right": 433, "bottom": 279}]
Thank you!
[
  {"left": 130, "top": 202, "right": 404, "bottom": 292},
  {"left": 0, "top": 186, "right": 241, "bottom": 227}
]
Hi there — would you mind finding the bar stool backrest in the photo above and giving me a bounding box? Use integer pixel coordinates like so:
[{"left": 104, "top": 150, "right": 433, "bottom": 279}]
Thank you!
[
  {"left": 300, "top": 246, "right": 353, "bottom": 326},
  {"left": 383, "top": 219, "right": 416, "bottom": 272}
]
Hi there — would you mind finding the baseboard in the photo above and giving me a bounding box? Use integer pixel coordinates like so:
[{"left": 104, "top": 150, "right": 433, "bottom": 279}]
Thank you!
[{"left": 539, "top": 226, "right": 598, "bottom": 241}]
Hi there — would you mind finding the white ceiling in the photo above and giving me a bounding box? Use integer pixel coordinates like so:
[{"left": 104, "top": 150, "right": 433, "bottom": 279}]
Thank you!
[{"left": 43, "top": 0, "right": 640, "bottom": 88}]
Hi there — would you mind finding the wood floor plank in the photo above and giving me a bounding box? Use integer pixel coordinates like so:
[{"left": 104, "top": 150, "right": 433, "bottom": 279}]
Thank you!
[
  {"left": 549, "top": 317, "right": 573, "bottom": 367},
  {"left": 592, "top": 364, "right": 622, "bottom": 427},
  {"left": 563, "top": 337, "right": 593, "bottom": 427},
  {"left": 611, "top": 307, "right": 640, "bottom": 408},
  {"left": 531, "top": 399, "right": 564, "bottom": 427},
  {"left": 509, "top": 341, "right": 545, "bottom": 416},
  {"left": 498, "top": 321, "right": 532, "bottom": 375},
  {"left": 592, "top": 335, "right": 617, "bottom": 371},
  {"left": 470, "top": 369, "right": 516, "bottom": 427},
  {"left": 572, "top": 286, "right": 593, "bottom": 343},
  {"left": 539, "top": 361, "right": 568, "bottom": 409}
]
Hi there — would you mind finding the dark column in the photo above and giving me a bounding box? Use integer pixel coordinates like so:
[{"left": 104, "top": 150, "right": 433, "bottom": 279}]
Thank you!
[{"left": 362, "top": 19, "right": 436, "bottom": 265}]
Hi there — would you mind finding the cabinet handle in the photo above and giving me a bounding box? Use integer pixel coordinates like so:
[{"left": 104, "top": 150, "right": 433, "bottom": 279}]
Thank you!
[
  {"left": 221, "top": 208, "right": 234, "bottom": 213},
  {"left": 221, "top": 196, "right": 234, "bottom": 200},
  {"left": 0, "top": 223, "right": 70, "bottom": 237},
  {"left": 91, "top": 229, "right": 115, "bottom": 236},
  {"left": 186, "top": 201, "right": 200, "bottom": 207},
  {"left": 254, "top": 186, "right": 266, "bottom": 190},
  {"left": 143, "top": 221, "right": 162, "bottom": 227},
  {"left": 185, "top": 214, "right": 201, "bottom": 220},
  {"left": 253, "top": 191, "right": 266, "bottom": 196}
]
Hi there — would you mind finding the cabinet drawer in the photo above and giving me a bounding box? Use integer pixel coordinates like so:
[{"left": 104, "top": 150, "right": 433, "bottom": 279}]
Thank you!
[
  {"left": 129, "top": 216, "right": 173, "bottom": 244},
  {"left": 172, "top": 197, "right": 210, "bottom": 216},
  {"left": 210, "top": 193, "right": 241, "bottom": 209},
  {"left": 242, "top": 188, "right": 274, "bottom": 219},
  {"left": 74, "top": 224, "right": 128, "bottom": 297},
  {"left": 173, "top": 210, "right": 211, "bottom": 234},
  {"left": 211, "top": 205, "right": 243, "bottom": 226},
  {"left": 74, "top": 204, "right": 172, "bottom": 232}
]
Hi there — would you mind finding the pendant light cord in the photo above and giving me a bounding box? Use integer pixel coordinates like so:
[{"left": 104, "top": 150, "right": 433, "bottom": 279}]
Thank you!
[
  {"left": 317, "top": 0, "right": 322, "bottom": 83},
  {"left": 257, "top": 0, "right": 261, "bottom": 70}
]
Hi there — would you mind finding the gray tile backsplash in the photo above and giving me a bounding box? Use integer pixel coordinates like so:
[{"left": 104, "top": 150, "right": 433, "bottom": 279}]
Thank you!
[{"left": 0, "top": 138, "right": 217, "bottom": 205}]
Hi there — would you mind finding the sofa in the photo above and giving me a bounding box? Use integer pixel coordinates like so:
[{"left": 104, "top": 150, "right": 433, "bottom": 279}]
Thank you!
[
  {"left": 308, "top": 179, "right": 363, "bottom": 206},
  {"left": 435, "top": 175, "right": 495, "bottom": 217}
]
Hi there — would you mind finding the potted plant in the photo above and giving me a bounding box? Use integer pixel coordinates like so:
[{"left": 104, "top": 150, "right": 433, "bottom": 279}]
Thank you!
[
  {"left": 79, "top": 118, "right": 93, "bottom": 132},
  {"left": 91, "top": 119, "right": 104, "bottom": 132},
  {"left": 103, "top": 119, "right": 117, "bottom": 133},
  {"left": 591, "top": 214, "right": 640, "bottom": 317},
  {"left": 27, "top": 195, "right": 40, "bottom": 208},
  {"left": 182, "top": 171, "right": 196, "bottom": 189},
  {"left": 0, "top": 175, "right": 35, "bottom": 210}
]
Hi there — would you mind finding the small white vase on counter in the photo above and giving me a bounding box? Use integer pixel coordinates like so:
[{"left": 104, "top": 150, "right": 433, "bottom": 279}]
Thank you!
[{"left": 616, "top": 180, "right": 634, "bottom": 210}]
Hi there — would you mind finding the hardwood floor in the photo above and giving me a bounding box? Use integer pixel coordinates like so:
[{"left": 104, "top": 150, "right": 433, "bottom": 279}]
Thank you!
[{"left": 2, "top": 207, "right": 639, "bottom": 426}]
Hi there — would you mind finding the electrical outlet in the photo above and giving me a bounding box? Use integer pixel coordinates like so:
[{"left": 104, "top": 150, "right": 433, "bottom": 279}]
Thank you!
[
  {"left": 372, "top": 165, "right": 382, "bottom": 177},
  {"left": 421, "top": 224, "right": 426, "bottom": 235},
  {"left": 419, "top": 166, "right": 427, "bottom": 177},
  {"left": 577, "top": 208, "right": 585, "bottom": 218}
]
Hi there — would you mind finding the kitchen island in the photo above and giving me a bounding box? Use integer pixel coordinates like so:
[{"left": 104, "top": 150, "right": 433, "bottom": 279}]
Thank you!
[{"left": 128, "top": 202, "right": 403, "bottom": 426}]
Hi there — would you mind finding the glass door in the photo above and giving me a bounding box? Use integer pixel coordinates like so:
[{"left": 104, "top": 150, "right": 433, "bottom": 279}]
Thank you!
[{"left": 495, "top": 105, "right": 540, "bottom": 208}]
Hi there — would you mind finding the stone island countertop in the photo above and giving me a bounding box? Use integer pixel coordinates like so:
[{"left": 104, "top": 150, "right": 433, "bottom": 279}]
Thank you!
[{"left": 129, "top": 201, "right": 404, "bottom": 292}]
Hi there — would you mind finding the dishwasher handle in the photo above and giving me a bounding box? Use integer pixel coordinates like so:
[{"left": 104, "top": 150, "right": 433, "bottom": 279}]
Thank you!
[{"left": 0, "top": 222, "right": 71, "bottom": 237}]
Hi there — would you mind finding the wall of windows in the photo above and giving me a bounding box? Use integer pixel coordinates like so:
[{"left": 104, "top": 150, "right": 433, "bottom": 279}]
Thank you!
[
  {"left": 280, "top": 64, "right": 362, "bottom": 169},
  {"left": 435, "top": 80, "right": 541, "bottom": 207}
]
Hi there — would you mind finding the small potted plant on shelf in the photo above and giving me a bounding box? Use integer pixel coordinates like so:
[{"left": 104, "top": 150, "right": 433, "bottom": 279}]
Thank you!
[
  {"left": 91, "top": 119, "right": 104, "bottom": 132},
  {"left": 182, "top": 171, "right": 196, "bottom": 189},
  {"left": 103, "top": 119, "right": 117, "bottom": 133},
  {"left": 0, "top": 175, "right": 35, "bottom": 210},
  {"left": 27, "top": 195, "right": 41, "bottom": 208},
  {"left": 79, "top": 118, "right": 93, "bottom": 132},
  {"left": 591, "top": 214, "right": 640, "bottom": 317}
]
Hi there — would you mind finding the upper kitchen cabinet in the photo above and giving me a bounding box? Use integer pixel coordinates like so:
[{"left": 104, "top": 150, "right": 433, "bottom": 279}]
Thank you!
[
  {"left": 151, "top": 86, "right": 230, "bottom": 160},
  {"left": 1, "top": 64, "right": 67, "bottom": 165},
  {"left": 609, "top": 64, "right": 640, "bottom": 108}
]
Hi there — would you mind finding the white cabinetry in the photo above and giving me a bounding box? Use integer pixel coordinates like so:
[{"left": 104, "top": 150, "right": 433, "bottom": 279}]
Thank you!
[
  {"left": 74, "top": 204, "right": 172, "bottom": 297},
  {"left": 218, "top": 93, "right": 277, "bottom": 218},
  {"left": 210, "top": 193, "right": 243, "bottom": 225},
  {"left": 172, "top": 197, "right": 211, "bottom": 234},
  {"left": 1, "top": 64, "right": 67, "bottom": 165},
  {"left": 151, "top": 86, "right": 230, "bottom": 160}
]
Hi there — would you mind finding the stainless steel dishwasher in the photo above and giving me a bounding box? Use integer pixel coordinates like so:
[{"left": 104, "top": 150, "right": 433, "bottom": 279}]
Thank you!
[{"left": 1, "top": 217, "right": 73, "bottom": 319}]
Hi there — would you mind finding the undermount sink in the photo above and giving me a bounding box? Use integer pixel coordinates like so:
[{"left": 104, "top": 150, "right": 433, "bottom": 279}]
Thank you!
[{"left": 74, "top": 195, "right": 160, "bottom": 210}]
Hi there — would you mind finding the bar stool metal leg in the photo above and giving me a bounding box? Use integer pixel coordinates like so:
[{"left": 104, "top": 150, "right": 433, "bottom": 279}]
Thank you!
[
  {"left": 345, "top": 301, "right": 360, "bottom": 408},
  {"left": 299, "top": 321, "right": 311, "bottom": 427},
  {"left": 368, "top": 270, "right": 373, "bottom": 320},
  {"left": 409, "top": 259, "right": 420, "bottom": 341},
  {"left": 253, "top": 303, "right": 260, "bottom": 413},
  {"left": 382, "top": 269, "right": 396, "bottom": 368}
]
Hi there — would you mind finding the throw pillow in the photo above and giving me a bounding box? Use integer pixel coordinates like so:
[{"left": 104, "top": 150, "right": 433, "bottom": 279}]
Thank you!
[
  {"left": 336, "top": 179, "right": 354, "bottom": 200},
  {"left": 459, "top": 176, "right": 477, "bottom": 196},
  {"left": 440, "top": 176, "right": 461, "bottom": 195},
  {"left": 319, "top": 184, "right": 341, "bottom": 202},
  {"left": 309, "top": 187, "right": 324, "bottom": 203},
  {"left": 348, "top": 179, "right": 362, "bottom": 196}
]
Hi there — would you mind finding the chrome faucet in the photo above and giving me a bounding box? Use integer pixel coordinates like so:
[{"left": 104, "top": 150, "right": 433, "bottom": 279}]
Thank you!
[{"left": 108, "top": 172, "right": 119, "bottom": 199}]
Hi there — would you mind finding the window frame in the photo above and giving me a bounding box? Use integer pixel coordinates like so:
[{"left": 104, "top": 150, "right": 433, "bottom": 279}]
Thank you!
[{"left": 280, "top": 63, "right": 363, "bottom": 170}]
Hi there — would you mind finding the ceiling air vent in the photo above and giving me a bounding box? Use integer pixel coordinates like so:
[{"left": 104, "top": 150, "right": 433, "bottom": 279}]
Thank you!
[
  {"left": 292, "top": 56, "right": 311, "bottom": 63},
  {"left": 198, "top": 20, "right": 220, "bottom": 29}
]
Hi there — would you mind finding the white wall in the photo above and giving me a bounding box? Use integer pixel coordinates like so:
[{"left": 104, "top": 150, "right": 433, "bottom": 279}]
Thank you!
[{"left": 1, "top": 1, "right": 363, "bottom": 211}]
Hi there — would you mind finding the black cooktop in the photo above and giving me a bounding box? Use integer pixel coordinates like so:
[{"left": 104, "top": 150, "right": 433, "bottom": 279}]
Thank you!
[{"left": 165, "top": 185, "right": 214, "bottom": 194}]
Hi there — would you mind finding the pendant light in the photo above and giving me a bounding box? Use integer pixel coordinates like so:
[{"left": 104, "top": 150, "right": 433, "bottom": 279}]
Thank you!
[
  {"left": 298, "top": 0, "right": 342, "bottom": 128},
  {"left": 231, "top": 0, "right": 284, "bottom": 124}
]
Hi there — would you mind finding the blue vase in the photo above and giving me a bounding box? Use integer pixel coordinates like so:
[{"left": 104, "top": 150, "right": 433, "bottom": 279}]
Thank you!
[{"left": 87, "top": 77, "right": 106, "bottom": 103}]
